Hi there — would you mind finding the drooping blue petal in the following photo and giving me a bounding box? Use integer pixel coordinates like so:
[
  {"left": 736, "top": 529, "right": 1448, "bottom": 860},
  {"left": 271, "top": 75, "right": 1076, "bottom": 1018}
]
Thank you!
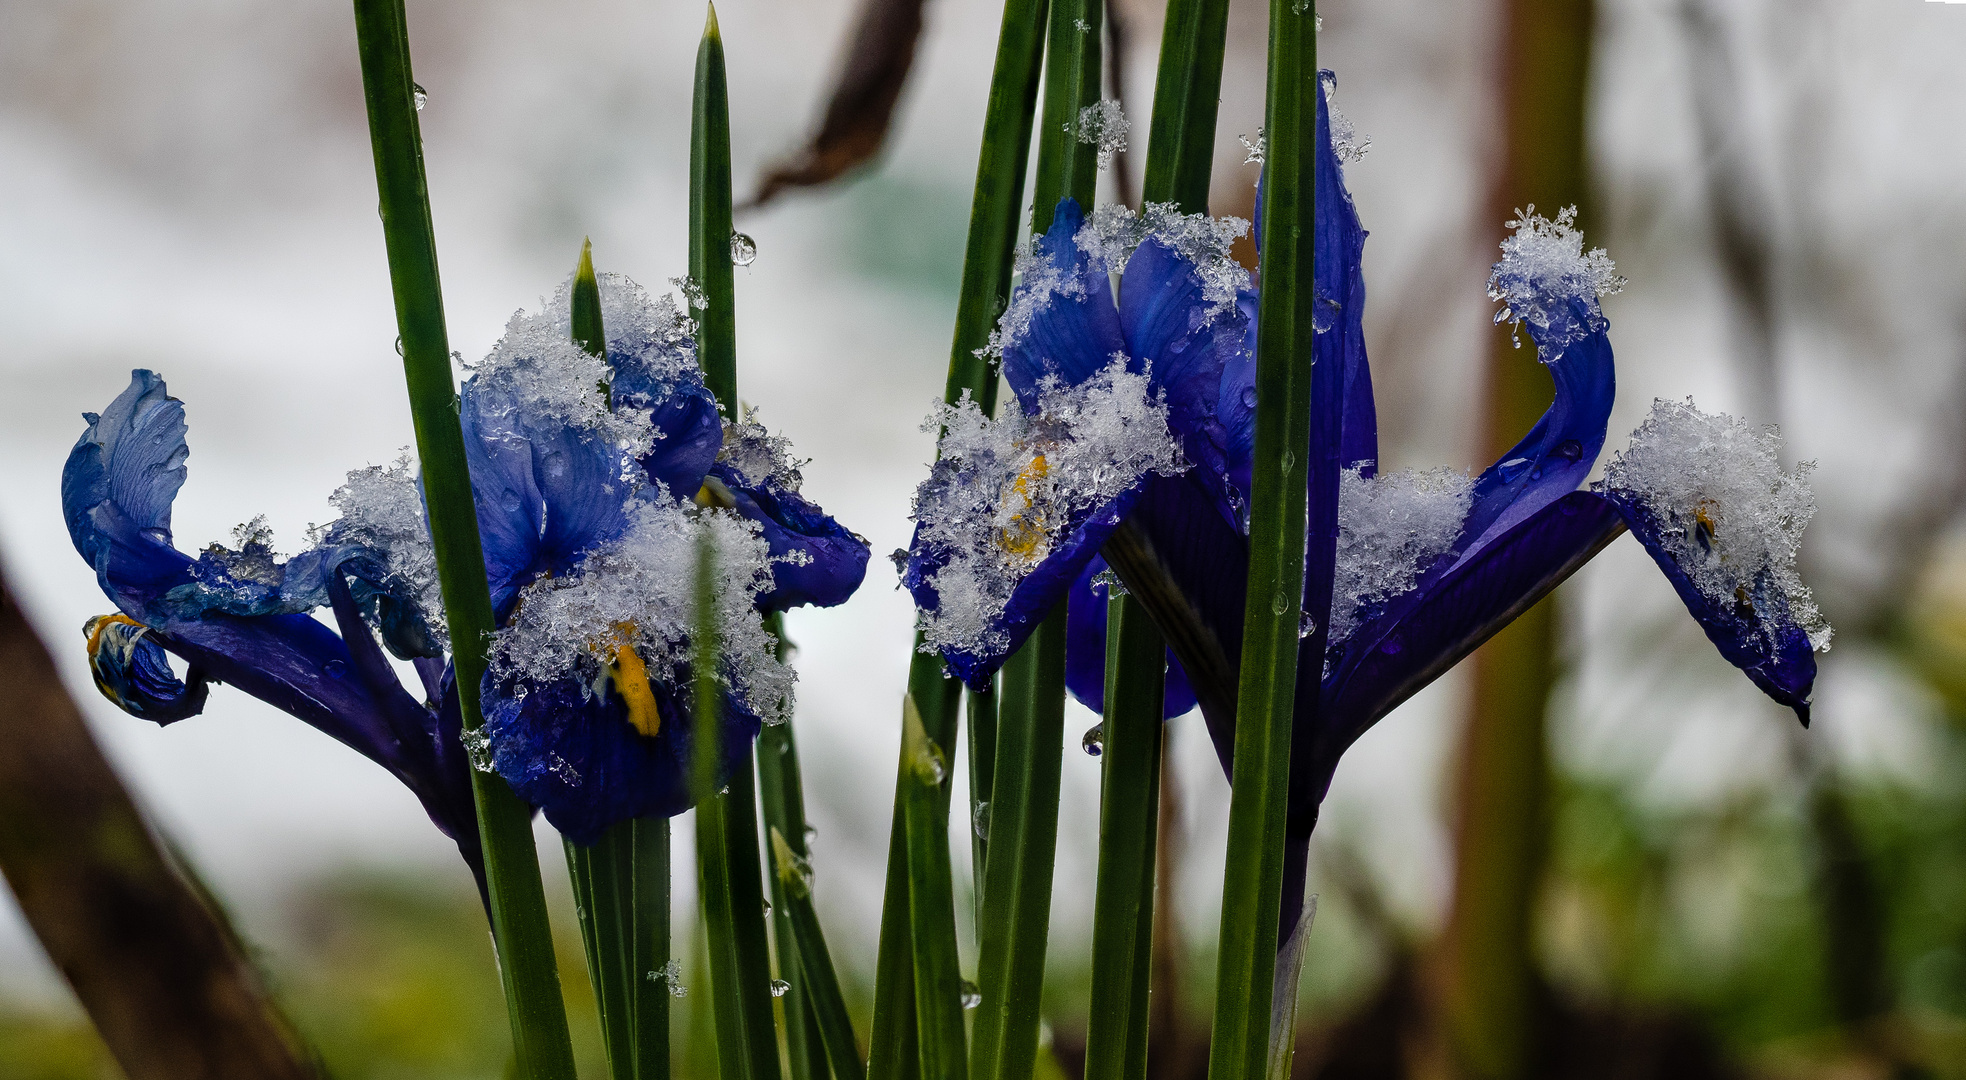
[
  {"left": 481, "top": 665, "right": 759, "bottom": 844},
  {"left": 708, "top": 462, "right": 870, "bottom": 611},
  {"left": 1604, "top": 493, "right": 1818, "bottom": 722},
  {"left": 1061, "top": 556, "right": 1197, "bottom": 718},
  {"left": 62, "top": 371, "right": 198, "bottom": 619},
  {"left": 84, "top": 614, "right": 209, "bottom": 723},
  {"left": 1000, "top": 199, "right": 1129, "bottom": 407}
]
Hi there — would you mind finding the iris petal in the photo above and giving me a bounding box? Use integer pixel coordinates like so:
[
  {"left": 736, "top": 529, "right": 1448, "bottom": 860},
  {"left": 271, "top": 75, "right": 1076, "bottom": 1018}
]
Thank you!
[
  {"left": 709, "top": 462, "right": 870, "bottom": 611},
  {"left": 1062, "top": 556, "right": 1197, "bottom": 718},
  {"left": 1000, "top": 199, "right": 1128, "bottom": 406},
  {"left": 85, "top": 614, "right": 209, "bottom": 723}
]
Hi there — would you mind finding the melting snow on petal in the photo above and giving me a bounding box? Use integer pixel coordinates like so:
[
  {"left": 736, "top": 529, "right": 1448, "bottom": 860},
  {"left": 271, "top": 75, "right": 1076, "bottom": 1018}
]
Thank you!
[
  {"left": 1486, "top": 205, "right": 1625, "bottom": 361},
  {"left": 1329, "top": 466, "right": 1474, "bottom": 645},
  {"left": 1600, "top": 398, "right": 1832, "bottom": 652}
]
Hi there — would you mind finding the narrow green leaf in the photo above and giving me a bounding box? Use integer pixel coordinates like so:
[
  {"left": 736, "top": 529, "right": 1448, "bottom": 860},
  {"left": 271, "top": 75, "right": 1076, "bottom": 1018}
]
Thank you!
[
  {"left": 868, "top": 797, "right": 922, "bottom": 1080},
  {"left": 348, "top": 3, "right": 576, "bottom": 1075},
  {"left": 630, "top": 817, "right": 672, "bottom": 1080},
  {"left": 968, "top": 604, "right": 1068, "bottom": 1080},
  {"left": 568, "top": 829, "right": 635, "bottom": 1079},
  {"left": 691, "top": 3, "right": 737, "bottom": 411},
  {"left": 1028, "top": 0, "right": 1102, "bottom": 229},
  {"left": 902, "top": 688, "right": 968, "bottom": 1080},
  {"left": 1205, "top": 0, "right": 1320, "bottom": 1076},
  {"left": 1139, "top": 0, "right": 1231, "bottom": 211},
  {"left": 772, "top": 828, "right": 868, "bottom": 1080},
  {"left": 966, "top": 676, "right": 998, "bottom": 921},
  {"left": 944, "top": 0, "right": 1048, "bottom": 413},
  {"left": 755, "top": 613, "right": 831, "bottom": 1080},
  {"left": 1082, "top": 594, "right": 1165, "bottom": 1080},
  {"left": 572, "top": 238, "right": 606, "bottom": 357},
  {"left": 691, "top": 536, "right": 783, "bottom": 1080}
]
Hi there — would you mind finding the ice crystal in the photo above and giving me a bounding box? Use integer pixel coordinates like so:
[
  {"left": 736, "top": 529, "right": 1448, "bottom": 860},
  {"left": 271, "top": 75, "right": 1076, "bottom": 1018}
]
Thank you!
[
  {"left": 1486, "top": 205, "right": 1625, "bottom": 361},
  {"left": 1600, "top": 398, "right": 1832, "bottom": 651},
  {"left": 671, "top": 276, "right": 709, "bottom": 311},
  {"left": 1328, "top": 466, "right": 1474, "bottom": 645},
  {"left": 487, "top": 499, "right": 797, "bottom": 725},
  {"left": 1239, "top": 130, "right": 1265, "bottom": 166},
  {"left": 1320, "top": 72, "right": 1370, "bottom": 164},
  {"left": 1077, "top": 202, "right": 1251, "bottom": 318},
  {"left": 912, "top": 359, "right": 1185, "bottom": 658},
  {"left": 1076, "top": 100, "right": 1130, "bottom": 171},
  {"left": 717, "top": 406, "right": 807, "bottom": 491},
  {"left": 326, "top": 452, "right": 448, "bottom": 645},
  {"left": 978, "top": 233, "right": 1090, "bottom": 360}
]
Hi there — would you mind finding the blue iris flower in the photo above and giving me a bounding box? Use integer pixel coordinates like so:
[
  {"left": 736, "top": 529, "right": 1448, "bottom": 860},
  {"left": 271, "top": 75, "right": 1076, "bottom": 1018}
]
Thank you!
[
  {"left": 903, "top": 72, "right": 1829, "bottom": 936},
  {"left": 64, "top": 277, "right": 870, "bottom": 882}
]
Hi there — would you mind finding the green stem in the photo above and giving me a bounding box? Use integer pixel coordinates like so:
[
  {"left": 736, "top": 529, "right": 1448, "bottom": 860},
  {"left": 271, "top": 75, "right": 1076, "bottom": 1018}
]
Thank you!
[
  {"left": 756, "top": 622, "right": 831, "bottom": 1080},
  {"left": 967, "top": 677, "right": 999, "bottom": 922},
  {"left": 1082, "top": 594, "right": 1164, "bottom": 1080},
  {"left": 1205, "top": 0, "right": 1319, "bottom": 1075},
  {"left": 771, "top": 828, "right": 869, "bottom": 1080},
  {"left": 968, "top": 605, "right": 1068, "bottom": 1080},
  {"left": 630, "top": 817, "right": 672, "bottom": 1080},
  {"left": 349, "top": 2, "right": 575, "bottom": 1075},
  {"left": 691, "top": 4, "right": 737, "bottom": 411},
  {"left": 1139, "top": 0, "right": 1231, "bottom": 211},
  {"left": 568, "top": 830, "right": 635, "bottom": 1079},
  {"left": 903, "top": 677, "right": 969, "bottom": 1080},
  {"left": 1028, "top": 0, "right": 1102, "bottom": 229},
  {"left": 869, "top": 793, "right": 922, "bottom": 1080}
]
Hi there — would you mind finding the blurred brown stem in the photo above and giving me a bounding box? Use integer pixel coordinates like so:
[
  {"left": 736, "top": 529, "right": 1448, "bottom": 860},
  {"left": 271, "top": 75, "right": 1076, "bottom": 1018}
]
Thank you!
[
  {"left": 1432, "top": 0, "right": 1594, "bottom": 1076},
  {"left": 0, "top": 572, "right": 318, "bottom": 1080}
]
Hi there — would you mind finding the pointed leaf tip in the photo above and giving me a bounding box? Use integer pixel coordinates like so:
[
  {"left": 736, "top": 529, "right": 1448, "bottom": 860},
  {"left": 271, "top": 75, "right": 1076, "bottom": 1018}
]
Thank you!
[{"left": 704, "top": 2, "right": 720, "bottom": 40}]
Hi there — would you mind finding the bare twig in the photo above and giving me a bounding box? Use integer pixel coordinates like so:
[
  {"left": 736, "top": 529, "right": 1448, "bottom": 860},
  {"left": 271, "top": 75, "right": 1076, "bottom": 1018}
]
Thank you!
[{"left": 0, "top": 572, "right": 318, "bottom": 1080}]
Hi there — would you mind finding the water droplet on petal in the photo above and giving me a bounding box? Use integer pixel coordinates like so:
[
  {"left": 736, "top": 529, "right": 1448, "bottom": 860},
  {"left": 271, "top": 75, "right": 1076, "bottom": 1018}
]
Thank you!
[
  {"left": 770, "top": 979, "right": 790, "bottom": 998},
  {"left": 1498, "top": 457, "right": 1532, "bottom": 481},
  {"left": 730, "top": 232, "right": 758, "bottom": 266},
  {"left": 1082, "top": 724, "right": 1105, "bottom": 757},
  {"left": 498, "top": 490, "right": 522, "bottom": 513},
  {"left": 324, "top": 659, "right": 348, "bottom": 679},
  {"left": 1553, "top": 439, "right": 1584, "bottom": 462},
  {"left": 961, "top": 980, "right": 982, "bottom": 1009},
  {"left": 1240, "top": 386, "right": 1258, "bottom": 409}
]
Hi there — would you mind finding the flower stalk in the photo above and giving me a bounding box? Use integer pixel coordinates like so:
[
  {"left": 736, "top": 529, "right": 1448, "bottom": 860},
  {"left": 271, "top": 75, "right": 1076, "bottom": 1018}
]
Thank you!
[
  {"left": 1207, "top": 0, "right": 1322, "bottom": 1077},
  {"left": 348, "top": 1, "right": 577, "bottom": 1075}
]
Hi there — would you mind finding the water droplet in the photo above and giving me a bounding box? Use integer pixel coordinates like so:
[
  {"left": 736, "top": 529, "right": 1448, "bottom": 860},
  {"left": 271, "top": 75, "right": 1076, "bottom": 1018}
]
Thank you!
[
  {"left": 1553, "top": 439, "right": 1584, "bottom": 462},
  {"left": 762, "top": 899, "right": 773, "bottom": 917},
  {"left": 324, "top": 659, "right": 348, "bottom": 679},
  {"left": 718, "top": 783, "right": 731, "bottom": 796},
  {"left": 412, "top": 83, "right": 428, "bottom": 111},
  {"left": 1271, "top": 591, "right": 1290, "bottom": 616},
  {"left": 1082, "top": 724, "right": 1105, "bottom": 757},
  {"left": 729, "top": 232, "right": 757, "bottom": 266},
  {"left": 961, "top": 980, "right": 982, "bottom": 1009},
  {"left": 915, "top": 738, "right": 949, "bottom": 786},
  {"left": 1298, "top": 612, "right": 1317, "bottom": 640},
  {"left": 394, "top": 336, "right": 405, "bottom": 357},
  {"left": 973, "top": 800, "right": 991, "bottom": 840},
  {"left": 542, "top": 449, "right": 568, "bottom": 478},
  {"left": 498, "top": 490, "right": 522, "bottom": 514},
  {"left": 1240, "top": 386, "right": 1258, "bottom": 409},
  {"left": 1280, "top": 451, "right": 1296, "bottom": 473},
  {"left": 460, "top": 728, "right": 495, "bottom": 772},
  {"left": 1498, "top": 457, "right": 1532, "bottom": 481},
  {"left": 1379, "top": 635, "right": 1403, "bottom": 656},
  {"left": 576, "top": 905, "right": 587, "bottom": 920},
  {"left": 770, "top": 979, "right": 790, "bottom": 998}
]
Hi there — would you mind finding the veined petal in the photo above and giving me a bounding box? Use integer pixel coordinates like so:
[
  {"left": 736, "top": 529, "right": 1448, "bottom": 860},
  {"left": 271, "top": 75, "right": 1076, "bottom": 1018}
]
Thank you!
[
  {"left": 62, "top": 371, "right": 198, "bottom": 618},
  {"left": 1062, "top": 556, "right": 1197, "bottom": 718},
  {"left": 709, "top": 463, "right": 869, "bottom": 611},
  {"left": 996, "top": 199, "right": 1128, "bottom": 406}
]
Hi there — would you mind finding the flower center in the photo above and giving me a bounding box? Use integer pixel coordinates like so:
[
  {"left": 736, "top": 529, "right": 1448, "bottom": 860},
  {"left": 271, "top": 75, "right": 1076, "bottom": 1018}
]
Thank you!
[{"left": 84, "top": 613, "right": 148, "bottom": 706}]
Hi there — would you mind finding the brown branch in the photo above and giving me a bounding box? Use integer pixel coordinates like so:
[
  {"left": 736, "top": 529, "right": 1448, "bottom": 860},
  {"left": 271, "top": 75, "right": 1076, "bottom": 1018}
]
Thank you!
[
  {"left": 0, "top": 572, "right": 319, "bottom": 1080},
  {"left": 742, "top": 0, "right": 928, "bottom": 209}
]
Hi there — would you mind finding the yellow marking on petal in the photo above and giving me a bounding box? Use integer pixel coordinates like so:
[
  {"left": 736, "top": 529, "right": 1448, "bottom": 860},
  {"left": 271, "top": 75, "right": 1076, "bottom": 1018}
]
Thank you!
[
  {"left": 998, "top": 452, "right": 1051, "bottom": 560},
  {"left": 603, "top": 622, "right": 665, "bottom": 738},
  {"left": 84, "top": 613, "right": 146, "bottom": 706},
  {"left": 696, "top": 476, "right": 737, "bottom": 509},
  {"left": 1693, "top": 498, "right": 1721, "bottom": 539}
]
